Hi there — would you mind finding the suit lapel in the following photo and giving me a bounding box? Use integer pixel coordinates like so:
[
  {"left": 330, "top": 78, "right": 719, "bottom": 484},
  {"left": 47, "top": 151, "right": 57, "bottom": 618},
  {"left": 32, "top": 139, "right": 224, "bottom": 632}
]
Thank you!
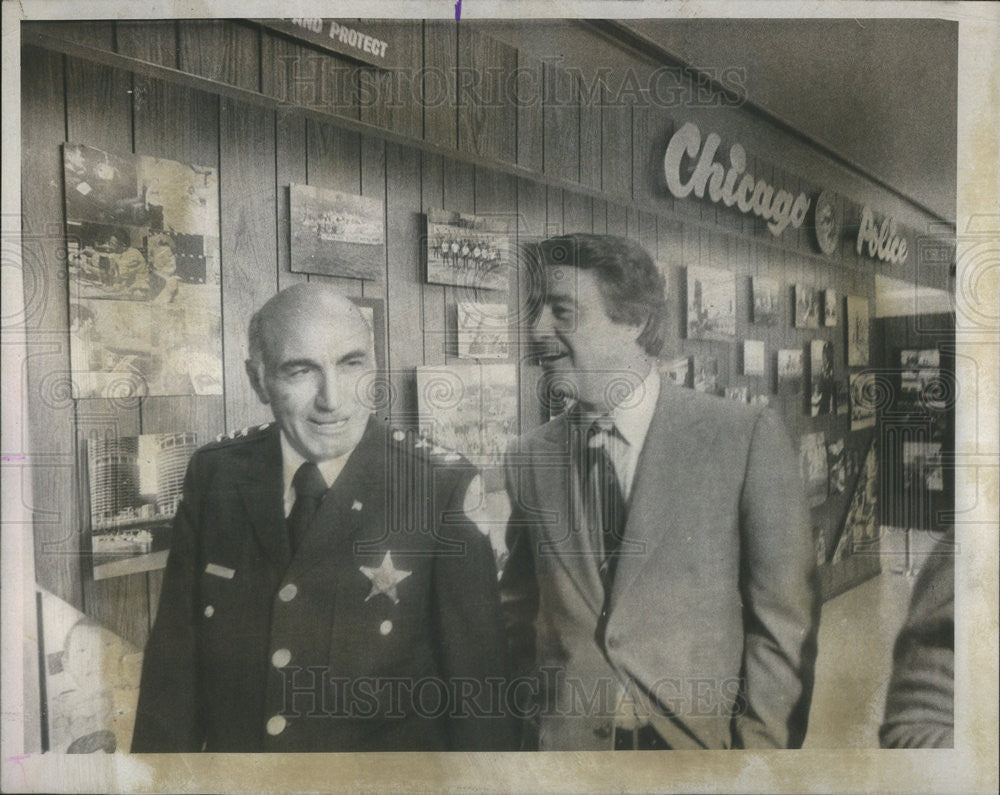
[
  {"left": 610, "top": 385, "right": 709, "bottom": 610},
  {"left": 237, "top": 425, "right": 291, "bottom": 571},
  {"left": 532, "top": 415, "right": 604, "bottom": 616}
]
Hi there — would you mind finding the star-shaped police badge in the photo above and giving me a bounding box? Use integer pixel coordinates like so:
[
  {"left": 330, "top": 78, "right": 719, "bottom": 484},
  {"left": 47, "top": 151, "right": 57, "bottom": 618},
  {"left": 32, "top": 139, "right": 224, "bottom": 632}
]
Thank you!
[{"left": 359, "top": 552, "right": 412, "bottom": 605}]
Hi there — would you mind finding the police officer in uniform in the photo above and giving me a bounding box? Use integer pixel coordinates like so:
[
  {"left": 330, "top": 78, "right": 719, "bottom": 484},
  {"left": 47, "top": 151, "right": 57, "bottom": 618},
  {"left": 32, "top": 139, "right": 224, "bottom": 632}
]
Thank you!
[{"left": 132, "top": 284, "right": 513, "bottom": 752}]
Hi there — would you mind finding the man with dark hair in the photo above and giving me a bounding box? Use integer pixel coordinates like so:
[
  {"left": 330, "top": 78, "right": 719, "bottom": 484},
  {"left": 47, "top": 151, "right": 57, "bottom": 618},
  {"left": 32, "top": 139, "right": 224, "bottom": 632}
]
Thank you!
[
  {"left": 502, "top": 233, "right": 820, "bottom": 750},
  {"left": 133, "top": 283, "right": 513, "bottom": 752}
]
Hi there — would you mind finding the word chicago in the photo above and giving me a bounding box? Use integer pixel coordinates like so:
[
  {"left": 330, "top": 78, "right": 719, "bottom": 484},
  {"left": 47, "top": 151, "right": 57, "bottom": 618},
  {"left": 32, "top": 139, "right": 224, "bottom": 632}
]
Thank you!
[{"left": 664, "top": 122, "right": 810, "bottom": 238}]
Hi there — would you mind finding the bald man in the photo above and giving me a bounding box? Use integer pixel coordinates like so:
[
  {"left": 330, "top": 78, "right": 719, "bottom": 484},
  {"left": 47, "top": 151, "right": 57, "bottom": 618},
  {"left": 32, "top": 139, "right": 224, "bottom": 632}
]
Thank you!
[{"left": 132, "top": 284, "right": 513, "bottom": 752}]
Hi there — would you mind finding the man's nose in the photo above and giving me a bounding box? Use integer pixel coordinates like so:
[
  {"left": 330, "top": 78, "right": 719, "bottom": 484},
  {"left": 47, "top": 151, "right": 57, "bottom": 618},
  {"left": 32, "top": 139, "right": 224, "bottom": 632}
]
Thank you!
[{"left": 315, "top": 368, "right": 343, "bottom": 410}]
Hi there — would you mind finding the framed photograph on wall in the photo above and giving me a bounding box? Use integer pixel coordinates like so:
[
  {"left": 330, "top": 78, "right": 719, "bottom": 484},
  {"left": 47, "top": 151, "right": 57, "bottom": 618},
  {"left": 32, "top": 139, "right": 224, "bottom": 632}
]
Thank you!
[
  {"left": 743, "top": 340, "right": 766, "bottom": 376},
  {"left": 686, "top": 266, "right": 736, "bottom": 340},
  {"left": 456, "top": 300, "right": 510, "bottom": 359},
  {"left": 692, "top": 355, "right": 719, "bottom": 393},
  {"left": 349, "top": 296, "right": 387, "bottom": 372},
  {"left": 424, "top": 209, "right": 510, "bottom": 291},
  {"left": 846, "top": 295, "right": 871, "bottom": 366},
  {"left": 823, "top": 288, "right": 839, "bottom": 326},
  {"left": 63, "top": 143, "right": 224, "bottom": 398},
  {"left": 810, "top": 339, "right": 836, "bottom": 416},
  {"left": 794, "top": 283, "right": 820, "bottom": 328},
  {"left": 416, "top": 363, "right": 518, "bottom": 490},
  {"left": 751, "top": 276, "right": 780, "bottom": 325},
  {"left": 799, "top": 430, "right": 829, "bottom": 507},
  {"left": 777, "top": 348, "right": 804, "bottom": 393},
  {"left": 289, "top": 183, "right": 385, "bottom": 280},
  {"left": 661, "top": 355, "right": 691, "bottom": 388},
  {"left": 85, "top": 432, "right": 198, "bottom": 580}
]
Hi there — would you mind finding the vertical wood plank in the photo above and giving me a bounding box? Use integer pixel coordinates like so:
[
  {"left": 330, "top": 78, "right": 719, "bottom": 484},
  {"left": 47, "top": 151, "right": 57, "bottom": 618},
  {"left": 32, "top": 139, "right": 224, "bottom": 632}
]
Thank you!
[
  {"left": 606, "top": 202, "right": 627, "bottom": 237},
  {"left": 179, "top": 20, "right": 260, "bottom": 93},
  {"left": 578, "top": 63, "right": 603, "bottom": 192},
  {"left": 458, "top": 29, "right": 517, "bottom": 164},
  {"left": 563, "top": 191, "right": 591, "bottom": 234},
  {"left": 219, "top": 98, "right": 277, "bottom": 430},
  {"left": 261, "top": 31, "right": 360, "bottom": 122},
  {"left": 28, "top": 21, "right": 114, "bottom": 50},
  {"left": 116, "top": 21, "right": 178, "bottom": 67},
  {"left": 384, "top": 143, "right": 423, "bottom": 426},
  {"left": 442, "top": 160, "right": 476, "bottom": 365},
  {"left": 420, "top": 153, "right": 446, "bottom": 366},
  {"left": 20, "top": 49, "right": 81, "bottom": 608},
  {"left": 516, "top": 52, "right": 543, "bottom": 173},
  {"left": 359, "top": 19, "right": 422, "bottom": 139},
  {"left": 275, "top": 111, "right": 309, "bottom": 293},
  {"left": 423, "top": 21, "right": 457, "bottom": 150},
  {"left": 601, "top": 83, "right": 630, "bottom": 199},
  {"left": 543, "top": 63, "right": 579, "bottom": 183}
]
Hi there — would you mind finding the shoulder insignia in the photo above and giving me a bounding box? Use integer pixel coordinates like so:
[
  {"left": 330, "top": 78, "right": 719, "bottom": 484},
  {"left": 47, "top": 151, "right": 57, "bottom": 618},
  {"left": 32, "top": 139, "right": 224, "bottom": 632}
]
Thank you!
[
  {"left": 214, "top": 422, "right": 271, "bottom": 443},
  {"left": 387, "top": 426, "right": 467, "bottom": 465}
]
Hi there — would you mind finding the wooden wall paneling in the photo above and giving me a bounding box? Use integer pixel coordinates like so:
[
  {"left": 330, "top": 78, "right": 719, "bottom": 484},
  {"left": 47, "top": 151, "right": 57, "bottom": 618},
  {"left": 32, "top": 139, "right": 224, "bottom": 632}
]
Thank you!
[
  {"left": 545, "top": 186, "right": 564, "bottom": 237},
  {"left": 359, "top": 19, "right": 422, "bottom": 139},
  {"left": 116, "top": 21, "right": 178, "bottom": 67},
  {"left": 441, "top": 159, "right": 476, "bottom": 364},
  {"left": 131, "top": 76, "right": 226, "bottom": 622},
  {"left": 28, "top": 21, "right": 114, "bottom": 50},
  {"left": 64, "top": 56, "right": 150, "bottom": 645},
  {"left": 631, "top": 93, "right": 670, "bottom": 207},
  {"left": 543, "top": 62, "right": 579, "bottom": 184},
  {"left": 563, "top": 191, "right": 591, "bottom": 234},
  {"left": 419, "top": 153, "right": 447, "bottom": 366},
  {"left": 178, "top": 20, "right": 260, "bottom": 93},
  {"left": 517, "top": 52, "right": 544, "bottom": 174},
  {"left": 577, "top": 63, "right": 602, "bottom": 191},
  {"left": 275, "top": 111, "right": 309, "bottom": 292},
  {"left": 219, "top": 98, "right": 278, "bottom": 431},
  {"left": 600, "top": 83, "right": 631, "bottom": 200},
  {"left": 360, "top": 135, "right": 388, "bottom": 303},
  {"left": 605, "top": 202, "right": 626, "bottom": 237},
  {"left": 515, "top": 178, "right": 547, "bottom": 433},
  {"left": 625, "top": 207, "right": 640, "bottom": 241},
  {"left": 260, "top": 32, "right": 359, "bottom": 122},
  {"left": 591, "top": 199, "right": 608, "bottom": 234},
  {"left": 384, "top": 143, "right": 423, "bottom": 425},
  {"left": 20, "top": 49, "right": 82, "bottom": 607},
  {"left": 638, "top": 211, "right": 657, "bottom": 264},
  {"left": 458, "top": 29, "right": 516, "bottom": 164},
  {"left": 423, "top": 22, "right": 458, "bottom": 151},
  {"left": 303, "top": 118, "right": 365, "bottom": 297}
]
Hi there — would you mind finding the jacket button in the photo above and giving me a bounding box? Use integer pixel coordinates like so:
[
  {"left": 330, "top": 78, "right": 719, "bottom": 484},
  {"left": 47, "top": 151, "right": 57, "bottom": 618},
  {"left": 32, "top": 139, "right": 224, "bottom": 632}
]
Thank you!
[
  {"left": 379, "top": 620, "right": 392, "bottom": 636},
  {"left": 266, "top": 715, "right": 286, "bottom": 736},
  {"left": 203, "top": 605, "right": 215, "bottom": 618},
  {"left": 278, "top": 583, "right": 298, "bottom": 602},
  {"left": 271, "top": 648, "right": 292, "bottom": 668},
  {"left": 593, "top": 722, "right": 612, "bottom": 739}
]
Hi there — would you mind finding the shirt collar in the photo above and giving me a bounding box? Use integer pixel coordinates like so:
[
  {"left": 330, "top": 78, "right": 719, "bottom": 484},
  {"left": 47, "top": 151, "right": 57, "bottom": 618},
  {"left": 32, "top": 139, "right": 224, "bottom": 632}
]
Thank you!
[
  {"left": 280, "top": 431, "right": 352, "bottom": 507},
  {"left": 607, "top": 366, "right": 660, "bottom": 450}
]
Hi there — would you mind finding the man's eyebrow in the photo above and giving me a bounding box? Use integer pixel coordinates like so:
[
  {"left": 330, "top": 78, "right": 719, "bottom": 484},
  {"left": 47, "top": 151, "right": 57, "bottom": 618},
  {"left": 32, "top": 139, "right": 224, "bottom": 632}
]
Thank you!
[
  {"left": 338, "top": 348, "right": 369, "bottom": 363},
  {"left": 276, "top": 357, "right": 317, "bottom": 371}
]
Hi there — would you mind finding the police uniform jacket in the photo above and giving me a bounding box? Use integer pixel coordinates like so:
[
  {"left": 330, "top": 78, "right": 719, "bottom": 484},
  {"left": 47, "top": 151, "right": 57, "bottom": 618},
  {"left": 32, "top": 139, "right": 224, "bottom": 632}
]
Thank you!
[
  {"left": 501, "top": 385, "right": 820, "bottom": 750},
  {"left": 132, "top": 417, "right": 512, "bottom": 752}
]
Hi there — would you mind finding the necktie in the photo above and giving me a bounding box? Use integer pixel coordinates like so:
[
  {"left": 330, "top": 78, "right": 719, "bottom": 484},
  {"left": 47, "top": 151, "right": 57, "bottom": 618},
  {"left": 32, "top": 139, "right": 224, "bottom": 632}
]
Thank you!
[
  {"left": 287, "top": 462, "right": 327, "bottom": 554},
  {"left": 584, "top": 419, "right": 627, "bottom": 588}
]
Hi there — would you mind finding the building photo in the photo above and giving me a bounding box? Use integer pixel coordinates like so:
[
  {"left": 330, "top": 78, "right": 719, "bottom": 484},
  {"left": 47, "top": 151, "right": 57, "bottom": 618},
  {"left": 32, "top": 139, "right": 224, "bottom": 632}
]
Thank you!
[{"left": 2, "top": 6, "right": 997, "bottom": 794}]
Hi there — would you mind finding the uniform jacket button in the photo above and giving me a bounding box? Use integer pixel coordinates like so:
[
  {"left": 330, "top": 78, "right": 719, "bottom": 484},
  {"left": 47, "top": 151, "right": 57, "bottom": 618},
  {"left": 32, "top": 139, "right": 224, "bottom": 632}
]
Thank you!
[
  {"left": 272, "top": 648, "right": 292, "bottom": 668},
  {"left": 379, "top": 620, "right": 393, "bottom": 636},
  {"left": 278, "top": 583, "right": 298, "bottom": 602},
  {"left": 203, "top": 605, "right": 215, "bottom": 618},
  {"left": 266, "top": 715, "right": 286, "bottom": 736}
]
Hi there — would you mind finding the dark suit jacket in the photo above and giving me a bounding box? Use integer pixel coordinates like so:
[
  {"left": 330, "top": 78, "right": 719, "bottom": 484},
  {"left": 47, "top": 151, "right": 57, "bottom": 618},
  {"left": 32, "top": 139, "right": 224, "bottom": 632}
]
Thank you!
[
  {"left": 501, "top": 384, "right": 820, "bottom": 750},
  {"left": 132, "top": 417, "right": 513, "bottom": 752}
]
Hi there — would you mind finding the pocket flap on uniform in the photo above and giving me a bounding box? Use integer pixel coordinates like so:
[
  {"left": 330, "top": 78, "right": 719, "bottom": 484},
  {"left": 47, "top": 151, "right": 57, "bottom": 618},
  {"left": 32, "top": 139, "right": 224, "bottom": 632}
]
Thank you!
[{"left": 205, "top": 562, "right": 236, "bottom": 579}]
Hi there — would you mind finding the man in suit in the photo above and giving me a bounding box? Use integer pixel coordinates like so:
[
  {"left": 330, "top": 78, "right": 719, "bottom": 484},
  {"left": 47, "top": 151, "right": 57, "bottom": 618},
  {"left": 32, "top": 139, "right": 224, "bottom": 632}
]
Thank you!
[
  {"left": 501, "top": 234, "right": 820, "bottom": 750},
  {"left": 133, "top": 283, "right": 512, "bottom": 752}
]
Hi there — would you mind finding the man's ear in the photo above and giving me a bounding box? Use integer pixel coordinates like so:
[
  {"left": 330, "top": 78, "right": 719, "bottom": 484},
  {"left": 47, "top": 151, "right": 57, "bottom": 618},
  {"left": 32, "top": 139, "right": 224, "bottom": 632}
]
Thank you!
[{"left": 245, "top": 359, "right": 270, "bottom": 405}]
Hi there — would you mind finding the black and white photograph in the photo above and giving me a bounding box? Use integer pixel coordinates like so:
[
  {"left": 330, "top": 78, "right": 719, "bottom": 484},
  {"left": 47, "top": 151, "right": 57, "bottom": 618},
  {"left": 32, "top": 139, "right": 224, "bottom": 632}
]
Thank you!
[
  {"left": 289, "top": 183, "right": 385, "bottom": 279},
  {"left": 2, "top": 5, "right": 995, "bottom": 795}
]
